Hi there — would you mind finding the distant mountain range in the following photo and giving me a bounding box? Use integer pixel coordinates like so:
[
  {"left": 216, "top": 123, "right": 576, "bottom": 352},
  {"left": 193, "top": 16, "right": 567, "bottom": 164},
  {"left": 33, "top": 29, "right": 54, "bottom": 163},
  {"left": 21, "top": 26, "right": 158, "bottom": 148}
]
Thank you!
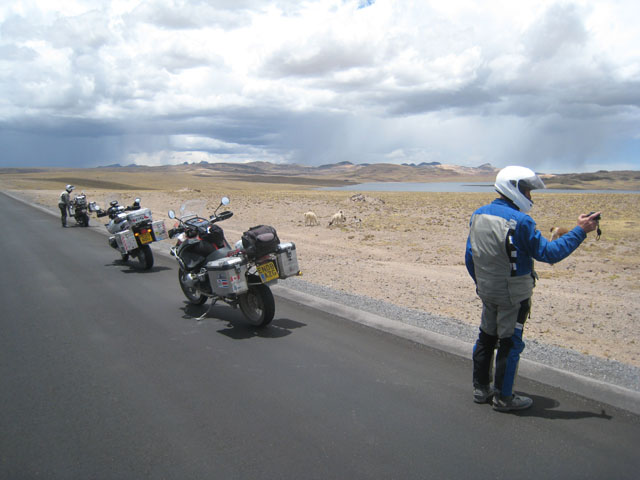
[
  {"left": 92, "top": 160, "right": 639, "bottom": 189},
  {"left": 98, "top": 160, "right": 498, "bottom": 183}
]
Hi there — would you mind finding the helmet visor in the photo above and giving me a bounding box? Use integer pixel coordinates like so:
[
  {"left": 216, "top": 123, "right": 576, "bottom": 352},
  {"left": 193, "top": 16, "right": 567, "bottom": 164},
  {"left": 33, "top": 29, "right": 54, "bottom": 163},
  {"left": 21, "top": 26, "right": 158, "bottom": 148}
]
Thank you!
[{"left": 518, "top": 175, "right": 545, "bottom": 193}]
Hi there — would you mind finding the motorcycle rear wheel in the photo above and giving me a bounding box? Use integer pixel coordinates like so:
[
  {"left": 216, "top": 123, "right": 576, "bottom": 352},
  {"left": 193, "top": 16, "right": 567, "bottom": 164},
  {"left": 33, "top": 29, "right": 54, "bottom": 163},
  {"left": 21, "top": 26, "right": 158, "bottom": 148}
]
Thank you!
[
  {"left": 239, "top": 284, "right": 275, "bottom": 327},
  {"left": 135, "top": 244, "right": 154, "bottom": 270},
  {"left": 179, "top": 269, "right": 207, "bottom": 305}
]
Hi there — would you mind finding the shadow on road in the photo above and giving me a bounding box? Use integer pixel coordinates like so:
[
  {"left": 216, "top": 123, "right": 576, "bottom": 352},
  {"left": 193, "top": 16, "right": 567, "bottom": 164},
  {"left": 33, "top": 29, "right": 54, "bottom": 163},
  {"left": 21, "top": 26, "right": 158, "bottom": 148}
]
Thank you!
[
  {"left": 120, "top": 265, "right": 172, "bottom": 274},
  {"left": 512, "top": 393, "right": 613, "bottom": 420},
  {"left": 217, "top": 318, "right": 307, "bottom": 340},
  {"left": 180, "top": 301, "right": 306, "bottom": 339},
  {"left": 104, "top": 259, "right": 171, "bottom": 273}
]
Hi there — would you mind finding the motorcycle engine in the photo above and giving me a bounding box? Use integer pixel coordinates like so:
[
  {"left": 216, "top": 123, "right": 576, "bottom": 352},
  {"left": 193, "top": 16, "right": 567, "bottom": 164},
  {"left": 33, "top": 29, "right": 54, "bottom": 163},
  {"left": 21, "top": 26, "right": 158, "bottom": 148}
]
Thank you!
[{"left": 183, "top": 272, "right": 199, "bottom": 288}]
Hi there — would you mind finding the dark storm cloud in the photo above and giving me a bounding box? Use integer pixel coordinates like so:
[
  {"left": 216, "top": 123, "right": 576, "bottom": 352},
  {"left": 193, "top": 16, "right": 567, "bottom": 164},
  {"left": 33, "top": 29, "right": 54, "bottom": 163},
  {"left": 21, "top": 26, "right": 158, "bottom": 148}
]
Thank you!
[
  {"left": 0, "top": 130, "right": 123, "bottom": 168},
  {"left": 381, "top": 84, "right": 500, "bottom": 117},
  {"left": 523, "top": 3, "right": 588, "bottom": 61}
]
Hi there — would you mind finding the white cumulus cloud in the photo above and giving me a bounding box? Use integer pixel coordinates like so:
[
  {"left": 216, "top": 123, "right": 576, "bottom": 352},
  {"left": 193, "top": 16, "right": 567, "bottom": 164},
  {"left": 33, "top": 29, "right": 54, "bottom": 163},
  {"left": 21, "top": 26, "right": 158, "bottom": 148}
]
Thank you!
[{"left": 0, "top": 0, "right": 638, "bottom": 172}]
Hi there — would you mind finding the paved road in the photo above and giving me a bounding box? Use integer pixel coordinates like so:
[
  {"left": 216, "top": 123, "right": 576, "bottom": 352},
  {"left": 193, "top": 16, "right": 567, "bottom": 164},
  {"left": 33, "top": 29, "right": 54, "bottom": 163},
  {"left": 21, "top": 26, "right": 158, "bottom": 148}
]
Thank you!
[{"left": 1, "top": 192, "right": 639, "bottom": 479}]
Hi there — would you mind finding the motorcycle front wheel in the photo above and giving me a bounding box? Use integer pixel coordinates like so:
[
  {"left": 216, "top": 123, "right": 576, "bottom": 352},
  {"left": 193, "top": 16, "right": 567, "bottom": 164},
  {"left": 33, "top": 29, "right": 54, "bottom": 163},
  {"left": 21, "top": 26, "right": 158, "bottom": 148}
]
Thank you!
[
  {"left": 239, "top": 284, "right": 275, "bottom": 327},
  {"left": 178, "top": 269, "right": 207, "bottom": 305},
  {"left": 135, "top": 244, "right": 154, "bottom": 270}
]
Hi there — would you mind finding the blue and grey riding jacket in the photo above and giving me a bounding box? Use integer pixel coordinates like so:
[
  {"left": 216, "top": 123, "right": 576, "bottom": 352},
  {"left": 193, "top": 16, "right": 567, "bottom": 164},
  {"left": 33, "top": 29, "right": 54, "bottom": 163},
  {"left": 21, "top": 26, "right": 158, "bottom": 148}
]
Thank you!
[{"left": 465, "top": 197, "right": 586, "bottom": 305}]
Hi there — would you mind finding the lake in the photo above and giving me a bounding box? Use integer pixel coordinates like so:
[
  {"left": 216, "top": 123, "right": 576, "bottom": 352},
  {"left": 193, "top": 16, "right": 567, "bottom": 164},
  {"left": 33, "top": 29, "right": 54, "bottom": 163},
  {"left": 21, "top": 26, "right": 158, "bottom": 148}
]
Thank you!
[{"left": 320, "top": 182, "right": 640, "bottom": 194}]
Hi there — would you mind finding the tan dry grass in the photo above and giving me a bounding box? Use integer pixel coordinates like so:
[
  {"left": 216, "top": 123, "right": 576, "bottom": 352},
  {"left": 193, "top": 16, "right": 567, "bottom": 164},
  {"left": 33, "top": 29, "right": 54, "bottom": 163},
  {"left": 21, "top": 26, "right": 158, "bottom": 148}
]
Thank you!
[{"left": 2, "top": 169, "right": 639, "bottom": 367}]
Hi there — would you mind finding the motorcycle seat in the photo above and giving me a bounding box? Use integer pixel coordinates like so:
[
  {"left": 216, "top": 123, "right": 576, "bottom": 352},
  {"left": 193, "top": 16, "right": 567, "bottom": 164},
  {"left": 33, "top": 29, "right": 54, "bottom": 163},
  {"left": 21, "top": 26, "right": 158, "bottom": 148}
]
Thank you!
[
  {"left": 179, "top": 242, "right": 231, "bottom": 270},
  {"left": 205, "top": 247, "right": 232, "bottom": 263}
]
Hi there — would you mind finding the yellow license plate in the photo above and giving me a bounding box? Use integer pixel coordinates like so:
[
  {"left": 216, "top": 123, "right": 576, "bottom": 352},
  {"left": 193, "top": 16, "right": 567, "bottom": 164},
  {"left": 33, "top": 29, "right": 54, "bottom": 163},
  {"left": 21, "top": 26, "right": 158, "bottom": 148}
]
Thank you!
[
  {"left": 257, "top": 261, "right": 279, "bottom": 283},
  {"left": 139, "top": 231, "right": 153, "bottom": 244}
]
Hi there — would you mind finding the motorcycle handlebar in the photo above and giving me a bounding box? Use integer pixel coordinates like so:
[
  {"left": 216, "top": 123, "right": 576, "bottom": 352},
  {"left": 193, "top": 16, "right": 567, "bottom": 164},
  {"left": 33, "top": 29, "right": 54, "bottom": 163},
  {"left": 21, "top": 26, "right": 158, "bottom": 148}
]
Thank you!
[
  {"left": 168, "top": 227, "right": 183, "bottom": 238},
  {"left": 210, "top": 210, "right": 233, "bottom": 223},
  {"left": 170, "top": 210, "right": 232, "bottom": 237}
]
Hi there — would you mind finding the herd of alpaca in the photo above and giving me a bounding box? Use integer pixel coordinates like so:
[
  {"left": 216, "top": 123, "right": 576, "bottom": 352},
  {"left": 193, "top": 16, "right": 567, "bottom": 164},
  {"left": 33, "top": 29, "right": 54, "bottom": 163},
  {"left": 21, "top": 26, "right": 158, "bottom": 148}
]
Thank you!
[{"left": 303, "top": 210, "right": 349, "bottom": 227}]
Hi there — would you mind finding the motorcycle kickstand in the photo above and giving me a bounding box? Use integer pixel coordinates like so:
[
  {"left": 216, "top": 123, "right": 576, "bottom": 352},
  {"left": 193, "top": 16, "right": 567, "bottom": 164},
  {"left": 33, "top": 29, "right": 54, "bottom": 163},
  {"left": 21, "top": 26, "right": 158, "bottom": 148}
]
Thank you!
[{"left": 196, "top": 298, "right": 218, "bottom": 321}]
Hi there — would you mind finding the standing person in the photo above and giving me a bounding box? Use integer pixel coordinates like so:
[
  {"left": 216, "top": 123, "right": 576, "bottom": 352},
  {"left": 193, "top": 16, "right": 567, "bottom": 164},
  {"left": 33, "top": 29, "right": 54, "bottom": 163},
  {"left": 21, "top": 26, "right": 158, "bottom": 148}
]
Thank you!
[
  {"left": 465, "top": 166, "right": 600, "bottom": 412},
  {"left": 58, "top": 184, "right": 74, "bottom": 227}
]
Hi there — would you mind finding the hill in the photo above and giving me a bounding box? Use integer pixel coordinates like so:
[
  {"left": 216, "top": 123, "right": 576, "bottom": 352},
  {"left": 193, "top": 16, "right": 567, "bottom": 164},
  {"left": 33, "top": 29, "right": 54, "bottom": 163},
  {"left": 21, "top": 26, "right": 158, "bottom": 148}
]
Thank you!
[
  {"left": 2, "top": 162, "right": 639, "bottom": 190},
  {"left": 542, "top": 170, "right": 640, "bottom": 190},
  {"left": 161, "top": 161, "right": 499, "bottom": 184}
]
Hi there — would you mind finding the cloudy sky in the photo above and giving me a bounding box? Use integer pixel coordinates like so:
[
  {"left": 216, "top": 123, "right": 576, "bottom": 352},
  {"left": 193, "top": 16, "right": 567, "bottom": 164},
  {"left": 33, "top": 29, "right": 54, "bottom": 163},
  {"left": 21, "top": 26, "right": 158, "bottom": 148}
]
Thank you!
[{"left": 1, "top": 0, "right": 639, "bottom": 172}]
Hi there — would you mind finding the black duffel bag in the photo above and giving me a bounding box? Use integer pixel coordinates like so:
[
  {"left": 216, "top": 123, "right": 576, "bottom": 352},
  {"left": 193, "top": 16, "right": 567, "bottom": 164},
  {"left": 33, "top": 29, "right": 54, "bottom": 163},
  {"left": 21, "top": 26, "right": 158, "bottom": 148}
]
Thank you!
[
  {"left": 200, "top": 224, "right": 226, "bottom": 249},
  {"left": 242, "top": 225, "right": 280, "bottom": 258}
]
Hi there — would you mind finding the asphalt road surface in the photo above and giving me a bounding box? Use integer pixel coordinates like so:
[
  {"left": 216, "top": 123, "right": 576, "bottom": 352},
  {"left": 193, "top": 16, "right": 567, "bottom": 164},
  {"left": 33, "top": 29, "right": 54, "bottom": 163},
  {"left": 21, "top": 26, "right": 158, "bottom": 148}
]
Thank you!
[{"left": 1, "top": 192, "right": 639, "bottom": 480}]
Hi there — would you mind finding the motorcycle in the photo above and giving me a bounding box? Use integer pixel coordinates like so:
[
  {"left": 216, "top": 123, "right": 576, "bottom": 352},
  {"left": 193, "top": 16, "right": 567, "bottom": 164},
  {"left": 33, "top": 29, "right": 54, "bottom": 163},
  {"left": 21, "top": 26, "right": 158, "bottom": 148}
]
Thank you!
[
  {"left": 69, "top": 192, "right": 90, "bottom": 227},
  {"left": 95, "top": 197, "right": 167, "bottom": 270},
  {"left": 168, "top": 197, "right": 300, "bottom": 327}
]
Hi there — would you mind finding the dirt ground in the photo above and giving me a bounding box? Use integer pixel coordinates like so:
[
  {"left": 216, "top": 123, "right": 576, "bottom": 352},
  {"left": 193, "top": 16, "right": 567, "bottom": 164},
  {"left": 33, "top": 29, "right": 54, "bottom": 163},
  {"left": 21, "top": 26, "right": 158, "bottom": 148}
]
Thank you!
[{"left": 2, "top": 171, "right": 639, "bottom": 368}]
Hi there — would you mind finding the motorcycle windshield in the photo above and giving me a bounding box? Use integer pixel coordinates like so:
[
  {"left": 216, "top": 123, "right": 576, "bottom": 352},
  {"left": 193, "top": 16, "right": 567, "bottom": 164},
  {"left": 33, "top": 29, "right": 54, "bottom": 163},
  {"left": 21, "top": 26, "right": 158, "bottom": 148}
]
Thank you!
[
  {"left": 104, "top": 193, "right": 122, "bottom": 209},
  {"left": 179, "top": 199, "right": 207, "bottom": 220}
]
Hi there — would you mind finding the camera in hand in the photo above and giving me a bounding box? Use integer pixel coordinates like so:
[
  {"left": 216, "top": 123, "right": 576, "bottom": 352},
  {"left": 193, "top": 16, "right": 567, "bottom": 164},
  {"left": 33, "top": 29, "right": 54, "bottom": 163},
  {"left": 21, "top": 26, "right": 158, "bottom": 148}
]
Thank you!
[{"left": 588, "top": 212, "right": 602, "bottom": 240}]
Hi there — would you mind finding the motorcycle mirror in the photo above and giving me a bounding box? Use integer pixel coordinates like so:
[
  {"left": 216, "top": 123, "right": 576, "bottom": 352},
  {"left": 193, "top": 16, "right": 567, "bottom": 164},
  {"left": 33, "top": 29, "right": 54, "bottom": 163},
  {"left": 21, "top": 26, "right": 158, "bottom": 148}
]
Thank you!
[
  {"left": 214, "top": 196, "right": 230, "bottom": 215},
  {"left": 168, "top": 210, "right": 176, "bottom": 219}
]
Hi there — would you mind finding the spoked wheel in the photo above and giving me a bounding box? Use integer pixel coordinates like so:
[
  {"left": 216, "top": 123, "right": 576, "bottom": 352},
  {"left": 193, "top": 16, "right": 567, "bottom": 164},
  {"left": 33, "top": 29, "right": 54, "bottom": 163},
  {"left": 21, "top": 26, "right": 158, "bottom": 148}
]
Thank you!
[
  {"left": 178, "top": 268, "right": 207, "bottom": 305},
  {"left": 134, "top": 245, "right": 154, "bottom": 270},
  {"left": 239, "top": 284, "right": 275, "bottom": 327}
]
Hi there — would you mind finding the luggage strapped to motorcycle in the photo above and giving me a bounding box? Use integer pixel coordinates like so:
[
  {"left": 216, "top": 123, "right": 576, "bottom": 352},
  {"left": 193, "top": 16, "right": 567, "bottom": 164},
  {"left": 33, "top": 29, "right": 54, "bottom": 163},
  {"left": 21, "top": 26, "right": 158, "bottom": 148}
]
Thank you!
[{"left": 241, "top": 225, "right": 280, "bottom": 258}]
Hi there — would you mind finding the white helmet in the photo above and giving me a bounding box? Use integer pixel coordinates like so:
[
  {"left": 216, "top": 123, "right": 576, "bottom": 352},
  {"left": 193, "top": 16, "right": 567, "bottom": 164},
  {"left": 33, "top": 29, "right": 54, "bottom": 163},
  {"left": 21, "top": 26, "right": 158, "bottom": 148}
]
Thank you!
[
  {"left": 494, "top": 166, "right": 545, "bottom": 213},
  {"left": 66, "top": 184, "right": 75, "bottom": 193}
]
